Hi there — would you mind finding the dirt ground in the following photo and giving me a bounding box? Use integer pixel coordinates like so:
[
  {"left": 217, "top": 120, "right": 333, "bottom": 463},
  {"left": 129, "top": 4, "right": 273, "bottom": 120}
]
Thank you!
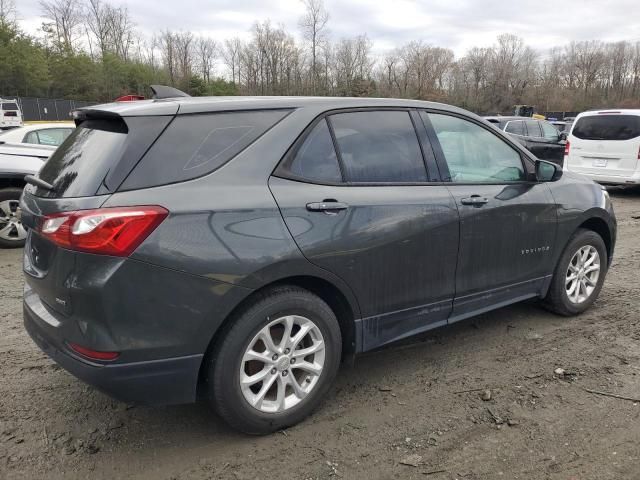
[{"left": 1, "top": 189, "right": 640, "bottom": 480}]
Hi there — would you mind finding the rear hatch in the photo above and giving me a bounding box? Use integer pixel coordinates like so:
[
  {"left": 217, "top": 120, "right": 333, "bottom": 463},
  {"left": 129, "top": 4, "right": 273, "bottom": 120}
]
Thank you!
[
  {"left": 1, "top": 102, "right": 22, "bottom": 127},
  {"left": 21, "top": 109, "right": 175, "bottom": 318},
  {"left": 566, "top": 112, "right": 640, "bottom": 176}
]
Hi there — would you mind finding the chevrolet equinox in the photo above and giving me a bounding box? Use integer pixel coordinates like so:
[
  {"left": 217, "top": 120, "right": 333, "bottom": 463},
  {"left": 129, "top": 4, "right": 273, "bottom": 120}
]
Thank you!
[{"left": 21, "top": 95, "right": 616, "bottom": 434}]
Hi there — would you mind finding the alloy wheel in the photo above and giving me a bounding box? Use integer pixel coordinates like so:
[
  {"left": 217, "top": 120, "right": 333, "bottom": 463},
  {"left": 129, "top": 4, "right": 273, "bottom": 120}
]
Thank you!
[
  {"left": 565, "top": 245, "right": 600, "bottom": 304},
  {"left": 239, "top": 315, "right": 325, "bottom": 413},
  {"left": 0, "top": 199, "right": 26, "bottom": 243}
]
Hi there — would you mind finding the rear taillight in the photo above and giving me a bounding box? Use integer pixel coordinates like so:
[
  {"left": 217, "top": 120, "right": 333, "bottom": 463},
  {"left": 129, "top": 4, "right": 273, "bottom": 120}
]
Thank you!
[
  {"left": 564, "top": 140, "right": 570, "bottom": 156},
  {"left": 39, "top": 206, "right": 168, "bottom": 256}
]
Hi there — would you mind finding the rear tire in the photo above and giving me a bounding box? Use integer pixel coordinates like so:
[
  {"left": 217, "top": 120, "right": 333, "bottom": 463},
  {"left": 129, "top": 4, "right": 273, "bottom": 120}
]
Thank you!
[
  {"left": 207, "top": 286, "right": 342, "bottom": 434},
  {"left": 544, "top": 228, "right": 607, "bottom": 316},
  {"left": 0, "top": 187, "right": 27, "bottom": 248}
]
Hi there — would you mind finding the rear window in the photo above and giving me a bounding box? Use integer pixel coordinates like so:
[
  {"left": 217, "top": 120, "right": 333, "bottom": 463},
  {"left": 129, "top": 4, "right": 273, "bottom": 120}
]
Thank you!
[
  {"left": 572, "top": 115, "right": 640, "bottom": 141},
  {"left": 120, "top": 110, "right": 290, "bottom": 191},
  {"left": 1, "top": 103, "right": 18, "bottom": 110},
  {"left": 36, "top": 116, "right": 171, "bottom": 198}
]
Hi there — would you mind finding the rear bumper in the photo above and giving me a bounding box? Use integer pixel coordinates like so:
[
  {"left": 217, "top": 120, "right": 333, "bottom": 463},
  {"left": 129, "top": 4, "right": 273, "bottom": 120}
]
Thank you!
[
  {"left": 24, "top": 291, "right": 203, "bottom": 406},
  {"left": 565, "top": 168, "right": 640, "bottom": 185}
]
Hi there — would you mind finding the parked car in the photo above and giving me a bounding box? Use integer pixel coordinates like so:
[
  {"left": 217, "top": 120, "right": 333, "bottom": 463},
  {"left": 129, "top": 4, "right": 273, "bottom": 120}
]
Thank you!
[
  {"left": 485, "top": 116, "right": 567, "bottom": 165},
  {"left": 0, "top": 123, "right": 75, "bottom": 147},
  {"left": 0, "top": 99, "right": 23, "bottom": 130},
  {"left": 21, "top": 95, "right": 616, "bottom": 434},
  {"left": 564, "top": 109, "right": 640, "bottom": 185},
  {"left": 0, "top": 143, "right": 55, "bottom": 247}
]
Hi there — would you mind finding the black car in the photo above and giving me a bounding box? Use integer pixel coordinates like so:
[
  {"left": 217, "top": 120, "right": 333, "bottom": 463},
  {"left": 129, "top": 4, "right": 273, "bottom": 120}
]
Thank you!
[
  {"left": 21, "top": 94, "right": 616, "bottom": 434},
  {"left": 485, "top": 116, "right": 567, "bottom": 165}
]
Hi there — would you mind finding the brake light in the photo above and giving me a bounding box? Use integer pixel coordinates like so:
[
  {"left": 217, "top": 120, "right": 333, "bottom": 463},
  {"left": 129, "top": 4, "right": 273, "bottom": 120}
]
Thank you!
[
  {"left": 40, "top": 206, "right": 168, "bottom": 256},
  {"left": 68, "top": 342, "right": 119, "bottom": 361},
  {"left": 564, "top": 140, "right": 570, "bottom": 156}
]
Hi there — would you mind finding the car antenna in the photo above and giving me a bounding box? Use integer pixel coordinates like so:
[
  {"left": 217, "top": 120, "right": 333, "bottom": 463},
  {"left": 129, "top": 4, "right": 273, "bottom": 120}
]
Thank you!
[{"left": 150, "top": 85, "right": 191, "bottom": 99}]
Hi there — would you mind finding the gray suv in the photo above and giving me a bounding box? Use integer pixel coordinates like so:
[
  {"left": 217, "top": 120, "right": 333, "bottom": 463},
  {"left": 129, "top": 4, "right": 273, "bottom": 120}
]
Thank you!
[{"left": 21, "top": 96, "right": 616, "bottom": 434}]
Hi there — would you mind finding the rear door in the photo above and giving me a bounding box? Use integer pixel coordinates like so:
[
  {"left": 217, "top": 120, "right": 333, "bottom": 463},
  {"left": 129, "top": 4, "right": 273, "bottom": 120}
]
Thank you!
[
  {"left": 270, "top": 109, "right": 459, "bottom": 351},
  {"left": 567, "top": 113, "right": 640, "bottom": 176},
  {"left": 539, "top": 120, "right": 565, "bottom": 165},
  {"left": 422, "top": 111, "right": 557, "bottom": 323}
]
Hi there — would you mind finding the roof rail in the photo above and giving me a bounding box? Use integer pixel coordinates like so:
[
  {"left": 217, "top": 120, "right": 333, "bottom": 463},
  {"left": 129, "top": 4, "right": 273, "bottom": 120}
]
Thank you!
[{"left": 150, "top": 85, "right": 191, "bottom": 99}]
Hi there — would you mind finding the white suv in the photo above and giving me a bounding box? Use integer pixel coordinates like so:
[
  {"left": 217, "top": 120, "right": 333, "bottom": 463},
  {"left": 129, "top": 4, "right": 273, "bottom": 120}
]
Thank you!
[
  {"left": 564, "top": 109, "right": 640, "bottom": 185},
  {"left": 0, "top": 99, "right": 23, "bottom": 130}
]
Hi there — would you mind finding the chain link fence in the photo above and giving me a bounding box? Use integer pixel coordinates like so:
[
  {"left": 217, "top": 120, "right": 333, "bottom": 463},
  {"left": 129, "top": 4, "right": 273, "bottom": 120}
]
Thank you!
[{"left": 0, "top": 96, "right": 98, "bottom": 122}]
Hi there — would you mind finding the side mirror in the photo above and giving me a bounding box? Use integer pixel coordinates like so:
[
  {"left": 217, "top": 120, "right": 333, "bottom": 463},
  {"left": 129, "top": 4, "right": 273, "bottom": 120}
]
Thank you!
[
  {"left": 536, "top": 159, "right": 562, "bottom": 182},
  {"left": 559, "top": 131, "right": 568, "bottom": 141}
]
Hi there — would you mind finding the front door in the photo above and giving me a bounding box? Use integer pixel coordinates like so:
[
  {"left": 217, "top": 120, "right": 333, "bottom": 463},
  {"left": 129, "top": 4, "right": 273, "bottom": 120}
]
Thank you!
[
  {"left": 270, "top": 110, "right": 459, "bottom": 351},
  {"left": 422, "top": 111, "right": 558, "bottom": 323}
]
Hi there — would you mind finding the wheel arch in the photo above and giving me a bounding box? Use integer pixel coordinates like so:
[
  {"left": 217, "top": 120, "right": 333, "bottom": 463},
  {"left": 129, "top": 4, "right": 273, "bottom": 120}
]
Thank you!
[
  {"left": 577, "top": 215, "right": 614, "bottom": 264},
  {"left": 196, "top": 274, "right": 361, "bottom": 397}
]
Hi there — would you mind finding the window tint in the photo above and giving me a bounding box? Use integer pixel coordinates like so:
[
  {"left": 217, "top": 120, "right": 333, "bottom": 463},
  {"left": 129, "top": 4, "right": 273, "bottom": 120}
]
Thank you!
[
  {"left": 540, "top": 121, "right": 559, "bottom": 140},
  {"left": 122, "top": 110, "right": 290, "bottom": 190},
  {"left": 505, "top": 121, "right": 525, "bottom": 136},
  {"left": 428, "top": 113, "right": 525, "bottom": 183},
  {"left": 1, "top": 103, "right": 18, "bottom": 110},
  {"left": 572, "top": 115, "right": 640, "bottom": 141},
  {"left": 525, "top": 120, "right": 542, "bottom": 137},
  {"left": 329, "top": 111, "right": 427, "bottom": 183},
  {"left": 285, "top": 119, "right": 341, "bottom": 183}
]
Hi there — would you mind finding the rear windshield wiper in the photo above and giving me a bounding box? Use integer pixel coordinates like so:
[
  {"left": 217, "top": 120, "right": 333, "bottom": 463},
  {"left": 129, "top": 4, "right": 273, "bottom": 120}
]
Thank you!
[{"left": 24, "top": 175, "right": 55, "bottom": 192}]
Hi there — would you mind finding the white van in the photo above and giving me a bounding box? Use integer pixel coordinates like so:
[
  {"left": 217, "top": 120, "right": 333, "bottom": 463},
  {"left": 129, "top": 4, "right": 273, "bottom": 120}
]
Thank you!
[
  {"left": 564, "top": 109, "right": 640, "bottom": 185},
  {"left": 0, "top": 99, "right": 23, "bottom": 130}
]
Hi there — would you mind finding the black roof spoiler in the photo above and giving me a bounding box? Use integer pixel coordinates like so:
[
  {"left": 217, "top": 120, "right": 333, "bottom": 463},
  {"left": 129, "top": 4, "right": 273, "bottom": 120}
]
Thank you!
[{"left": 150, "top": 85, "right": 190, "bottom": 99}]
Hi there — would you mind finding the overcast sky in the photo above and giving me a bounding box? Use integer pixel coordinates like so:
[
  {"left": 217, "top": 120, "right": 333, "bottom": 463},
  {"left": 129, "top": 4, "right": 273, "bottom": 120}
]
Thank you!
[{"left": 14, "top": 0, "right": 640, "bottom": 58}]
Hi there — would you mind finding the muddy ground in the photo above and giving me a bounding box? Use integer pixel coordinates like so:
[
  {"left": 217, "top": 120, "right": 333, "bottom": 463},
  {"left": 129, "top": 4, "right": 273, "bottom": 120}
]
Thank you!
[{"left": 1, "top": 189, "right": 640, "bottom": 480}]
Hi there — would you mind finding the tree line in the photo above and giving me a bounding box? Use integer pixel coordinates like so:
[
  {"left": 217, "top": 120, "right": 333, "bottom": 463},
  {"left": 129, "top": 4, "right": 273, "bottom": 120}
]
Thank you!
[{"left": 1, "top": 0, "right": 639, "bottom": 114}]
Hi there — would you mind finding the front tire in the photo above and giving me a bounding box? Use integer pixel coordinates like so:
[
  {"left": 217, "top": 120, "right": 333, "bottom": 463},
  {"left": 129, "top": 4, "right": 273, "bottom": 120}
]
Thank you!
[
  {"left": 207, "top": 286, "right": 342, "bottom": 434},
  {"left": 0, "top": 188, "right": 27, "bottom": 248},
  {"left": 544, "top": 228, "right": 607, "bottom": 316}
]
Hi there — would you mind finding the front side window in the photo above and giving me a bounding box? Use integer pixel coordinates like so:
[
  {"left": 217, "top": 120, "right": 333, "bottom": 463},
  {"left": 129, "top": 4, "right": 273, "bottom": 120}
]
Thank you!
[
  {"left": 25, "top": 128, "right": 73, "bottom": 146},
  {"left": 427, "top": 112, "right": 526, "bottom": 183},
  {"left": 284, "top": 119, "right": 342, "bottom": 183},
  {"left": 525, "top": 120, "right": 542, "bottom": 138},
  {"left": 505, "top": 121, "right": 525, "bottom": 136},
  {"left": 540, "top": 121, "right": 559, "bottom": 141},
  {"left": 328, "top": 111, "right": 427, "bottom": 183}
]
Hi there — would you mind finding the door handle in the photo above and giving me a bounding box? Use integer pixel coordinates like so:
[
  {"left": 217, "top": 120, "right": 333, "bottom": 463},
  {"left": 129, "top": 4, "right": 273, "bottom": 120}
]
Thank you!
[
  {"left": 306, "top": 200, "right": 349, "bottom": 213},
  {"left": 460, "top": 195, "right": 489, "bottom": 206}
]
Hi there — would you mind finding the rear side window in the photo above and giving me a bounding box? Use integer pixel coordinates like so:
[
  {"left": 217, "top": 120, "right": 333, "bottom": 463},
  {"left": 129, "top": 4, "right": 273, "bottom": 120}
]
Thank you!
[
  {"left": 525, "top": 120, "right": 542, "bottom": 137},
  {"left": 540, "top": 121, "right": 559, "bottom": 140},
  {"left": 121, "top": 110, "right": 289, "bottom": 190},
  {"left": 328, "top": 111, "right": 427, "bottom": 183},
  {"left": 505, "top": 121, "right": 525, "bottom": 135},
  {"left": 283, "top": 119, "right": 342, "bottom": 183},
  {"left": 572, "top": 115, "right": 640, "bottom": 141},
  {"left": 1, "top": 103, "right": 18, "bottom": 110}
]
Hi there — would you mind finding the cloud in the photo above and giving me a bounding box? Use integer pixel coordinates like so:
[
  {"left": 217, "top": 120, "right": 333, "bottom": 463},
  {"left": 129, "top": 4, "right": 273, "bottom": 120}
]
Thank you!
[{"left": 16, "top": 0, "right": 640, "bottom": 59}]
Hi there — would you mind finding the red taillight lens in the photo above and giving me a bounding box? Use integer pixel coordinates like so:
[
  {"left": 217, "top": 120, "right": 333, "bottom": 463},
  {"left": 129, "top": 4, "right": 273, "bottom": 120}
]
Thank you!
[
  {"left": 40, "top": 206, "right": 168, "bottom": 256},
  {"left": 564, "top": 140, "right": 570, "bottom": 156},
  {"left": 68, "top": 342, "right": 120, "bottom": 361}
]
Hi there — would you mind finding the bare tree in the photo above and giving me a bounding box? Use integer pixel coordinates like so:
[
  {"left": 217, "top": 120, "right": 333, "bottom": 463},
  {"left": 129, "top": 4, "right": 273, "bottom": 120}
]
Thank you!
[
  {"left": 299, "top": 0, "right": 329, "bottom": 93},
  {"left": 0, "top": 0, "right": 16, "bottom": 28},
  {"left": 223, "top": 38, "right": 243, "bottom": 85},
  {"left": 40, "top": 0, "right": 83, "bottom": 53},
  {"left": 197, "top": 37, "right": 217, "bottom": 83}
]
